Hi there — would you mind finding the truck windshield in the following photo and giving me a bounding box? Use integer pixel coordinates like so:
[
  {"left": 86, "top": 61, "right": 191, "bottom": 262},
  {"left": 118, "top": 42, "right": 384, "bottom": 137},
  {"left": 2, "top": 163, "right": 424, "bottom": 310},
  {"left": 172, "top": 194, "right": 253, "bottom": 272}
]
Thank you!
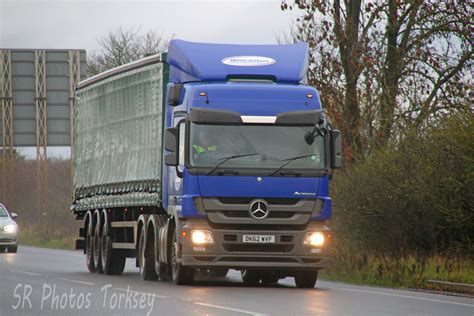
[{"left": 189, "top": 123, "right": 325, "bottom": 173}]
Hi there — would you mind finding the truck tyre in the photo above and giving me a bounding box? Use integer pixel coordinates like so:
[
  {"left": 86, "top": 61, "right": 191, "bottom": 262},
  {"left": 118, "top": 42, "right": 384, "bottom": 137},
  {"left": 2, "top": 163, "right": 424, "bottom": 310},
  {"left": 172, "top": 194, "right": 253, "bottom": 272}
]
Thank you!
[
  {"left": 85, "top": 215, "right": 96, "bottom": 273},
  {"left": 0, "top": 246, "right": 4, "bottom": 253},
  {"left": 94, "top": 218, "right": 103, "bottom": 274},
  {"left": 139, "top": 225, "right": 158, "bottom": 281},
  {"left": 294, "top": 271, "right": 318, "bottom": 288},
  {"left": 171, "top": 231, "right": 194, "bottom": 285},
  {"left": 7, "top": 246, "right": 18, "bottom": 253},
  {"left": 241, "top": 269, "right": 260, "bottom": 285},
  {"left": 101, "top": 219, "right": 125, "bottom": 275}
]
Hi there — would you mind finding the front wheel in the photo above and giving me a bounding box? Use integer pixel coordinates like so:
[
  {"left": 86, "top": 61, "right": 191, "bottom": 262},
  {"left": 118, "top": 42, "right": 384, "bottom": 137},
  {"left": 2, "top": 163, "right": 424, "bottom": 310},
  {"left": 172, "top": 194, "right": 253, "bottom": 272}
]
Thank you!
[
  {"left": 171, "top": 230, "right": 194, "bottom": 285},
  {"left": 7, "top": 245, "right": 18, "bottom": 253},
  {"left": 294, "top": 271, "right": 318, "bottom": 288}
]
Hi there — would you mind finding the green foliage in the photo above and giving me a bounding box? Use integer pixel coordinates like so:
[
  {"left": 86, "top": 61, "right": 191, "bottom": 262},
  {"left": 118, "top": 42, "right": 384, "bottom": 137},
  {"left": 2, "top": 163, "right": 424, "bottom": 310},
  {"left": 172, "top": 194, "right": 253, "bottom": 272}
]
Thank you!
[{"left": 332, "top": 111, "right": 473, "bottom": 257}]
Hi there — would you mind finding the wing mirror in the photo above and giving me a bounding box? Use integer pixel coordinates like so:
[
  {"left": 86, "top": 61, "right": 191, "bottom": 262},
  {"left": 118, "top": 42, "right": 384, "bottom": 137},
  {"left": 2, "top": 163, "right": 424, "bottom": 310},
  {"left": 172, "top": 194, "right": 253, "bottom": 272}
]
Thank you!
[
  {"left": 11, "top": 212, "right": 18, "bottom": 219},
  {"left": 329, "top": 129, "right": 342, "bottom": 169},
  {"left": 164, "top": 127, "right": 179, "bottom": 166},
  {"left": 168, "top": 84, "right": 183, "bottom": 106}
]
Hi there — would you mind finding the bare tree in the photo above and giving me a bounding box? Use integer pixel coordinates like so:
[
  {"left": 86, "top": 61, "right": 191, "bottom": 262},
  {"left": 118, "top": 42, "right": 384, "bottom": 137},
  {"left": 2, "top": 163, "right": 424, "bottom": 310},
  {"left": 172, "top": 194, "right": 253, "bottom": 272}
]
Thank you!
[
  {"left": 87, "top": 26, "right": 170, "bottom": 76},
  {"left": 378, "top": 0, "right": 471, "bottom": 141},
  {"left": 282, "top": 1, "right": 382, "bottom": 157},
  {"left": 282, "top": 0, "right": 472, "bottom": 156}
]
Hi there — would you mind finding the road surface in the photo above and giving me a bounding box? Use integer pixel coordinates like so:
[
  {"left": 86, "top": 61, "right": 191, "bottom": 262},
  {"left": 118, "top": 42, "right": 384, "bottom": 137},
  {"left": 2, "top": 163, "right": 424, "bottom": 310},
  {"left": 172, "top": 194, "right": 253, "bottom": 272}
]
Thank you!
[{"left": 0, "top": 246, "right": 473, "bottom": 315}]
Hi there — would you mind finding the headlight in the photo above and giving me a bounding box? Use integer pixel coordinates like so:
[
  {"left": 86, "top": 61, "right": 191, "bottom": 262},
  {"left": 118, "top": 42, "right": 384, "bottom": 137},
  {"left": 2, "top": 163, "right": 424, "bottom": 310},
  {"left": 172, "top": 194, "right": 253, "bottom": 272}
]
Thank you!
[
  {"left": 191, "top": 230, "right": 214, "bottom": 245},
  {"left": 303, "top": 232, "right": 325, "bottom": 247},
  {"left": 4, "top": 224, "right": 17, "bottom": 234}
]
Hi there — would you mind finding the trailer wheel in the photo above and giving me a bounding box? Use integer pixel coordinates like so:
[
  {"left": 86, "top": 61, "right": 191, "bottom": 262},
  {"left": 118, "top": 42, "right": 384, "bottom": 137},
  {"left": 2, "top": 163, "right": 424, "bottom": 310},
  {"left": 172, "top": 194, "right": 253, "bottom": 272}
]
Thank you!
[
  {"left": 101, "top": 217, "right": 125, "bottom": 275},
  {"left": 139, "top": 225, "right": 158, "bottom": 281},
  {"left": 85, "top": 214, "right": 96, "bottom": 273},
  {"left": 241, "top": 269, "right": 260, "bottom": 285},
  {"left": 171, "top": 231, "right": 194, "bottom": 285},
  {"left": 294, "top": 271, "right": 318, "bottom": 288},
  {"left": 94, "top": 217, "right": 103, "bottom": 274}
]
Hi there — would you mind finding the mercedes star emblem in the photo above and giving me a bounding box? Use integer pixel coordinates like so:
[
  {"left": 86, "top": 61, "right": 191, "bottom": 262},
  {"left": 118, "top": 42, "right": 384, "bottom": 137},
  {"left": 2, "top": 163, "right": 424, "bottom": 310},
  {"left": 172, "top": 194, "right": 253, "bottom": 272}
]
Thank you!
[{"left": 249, "top": 199, "right": 270, "bottom": 220}]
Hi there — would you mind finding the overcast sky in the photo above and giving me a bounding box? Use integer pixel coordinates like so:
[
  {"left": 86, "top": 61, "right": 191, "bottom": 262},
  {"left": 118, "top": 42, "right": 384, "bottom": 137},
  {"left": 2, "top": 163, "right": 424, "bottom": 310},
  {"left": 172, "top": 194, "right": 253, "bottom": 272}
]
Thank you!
[
  {"left": 0, "top": 0, "right": 301, "bottom": 158},
  {"left": 1, "top": 0, "right": 299, "bottom": 51}
]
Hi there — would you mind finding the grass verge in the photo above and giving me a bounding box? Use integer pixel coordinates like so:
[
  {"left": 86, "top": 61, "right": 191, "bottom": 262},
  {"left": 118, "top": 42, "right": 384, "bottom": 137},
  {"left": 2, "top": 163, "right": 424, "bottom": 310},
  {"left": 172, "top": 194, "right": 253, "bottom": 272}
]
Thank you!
[
  {"left": 320, "top": 252, "right": 474, "bottom": 291},
  {"left": 18, "top": 225, "right": 76, "bottom": 250}
]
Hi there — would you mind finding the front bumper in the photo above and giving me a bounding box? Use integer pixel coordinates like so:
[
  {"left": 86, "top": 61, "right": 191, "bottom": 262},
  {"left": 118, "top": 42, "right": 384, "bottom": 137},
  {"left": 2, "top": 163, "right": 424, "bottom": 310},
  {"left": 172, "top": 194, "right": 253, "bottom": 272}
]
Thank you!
[
  {"left": 0, "top": 231, "right": 18, "bottom": 246},
  {"left": 178, "top": 219, "right": 330, "bottom": 271}
]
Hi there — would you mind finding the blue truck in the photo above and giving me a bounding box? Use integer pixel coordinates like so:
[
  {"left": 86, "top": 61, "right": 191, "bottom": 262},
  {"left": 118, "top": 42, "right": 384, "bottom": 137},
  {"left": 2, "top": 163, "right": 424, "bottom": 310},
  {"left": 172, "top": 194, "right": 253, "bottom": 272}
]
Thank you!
[{"left": 72, "top": 39, "right": 342, "bottom": 288}]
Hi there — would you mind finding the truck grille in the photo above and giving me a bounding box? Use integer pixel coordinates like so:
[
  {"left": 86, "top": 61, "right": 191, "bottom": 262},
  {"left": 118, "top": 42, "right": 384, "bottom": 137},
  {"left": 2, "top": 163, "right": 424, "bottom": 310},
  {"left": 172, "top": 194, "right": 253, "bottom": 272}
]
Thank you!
[
  {"left": 201, "top": 196, "right": 317, "bottom": 226},
  {"left": 217, "top": 197, "right": 300, "bottom": 205},
  {"left": 221, "top": 210, "right": 294, "bottom": 219}
]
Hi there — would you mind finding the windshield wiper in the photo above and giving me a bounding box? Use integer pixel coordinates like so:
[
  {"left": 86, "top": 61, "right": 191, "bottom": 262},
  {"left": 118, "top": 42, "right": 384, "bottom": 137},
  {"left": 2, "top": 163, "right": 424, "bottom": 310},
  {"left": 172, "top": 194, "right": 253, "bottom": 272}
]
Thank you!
[
  {"left": 207, "top": 153, "right": 259, "bottom": 175},
  {"left": 270, "top": 154, "right": 317, "bottom": 176}
]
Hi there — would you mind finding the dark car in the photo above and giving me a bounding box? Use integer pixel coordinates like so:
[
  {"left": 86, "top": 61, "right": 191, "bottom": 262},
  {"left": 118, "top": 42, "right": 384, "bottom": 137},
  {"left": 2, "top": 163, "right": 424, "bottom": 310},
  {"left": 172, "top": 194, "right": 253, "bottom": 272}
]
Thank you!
[{"left": 0, "top": 203, "right": 19, "bottom": 253}]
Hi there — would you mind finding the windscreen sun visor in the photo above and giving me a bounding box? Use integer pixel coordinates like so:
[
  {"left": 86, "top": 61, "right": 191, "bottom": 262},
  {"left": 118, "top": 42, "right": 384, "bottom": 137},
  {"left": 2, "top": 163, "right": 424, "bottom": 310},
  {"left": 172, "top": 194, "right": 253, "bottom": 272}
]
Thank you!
[
  {"left": 189, "top": 108, "right": 243, "bottom": 124},
  {"left": 275, "top": 110, "right": 323, "bottom": 126},
  {"left": 189, "top": 108, "right": 323, "bottom": 126}
]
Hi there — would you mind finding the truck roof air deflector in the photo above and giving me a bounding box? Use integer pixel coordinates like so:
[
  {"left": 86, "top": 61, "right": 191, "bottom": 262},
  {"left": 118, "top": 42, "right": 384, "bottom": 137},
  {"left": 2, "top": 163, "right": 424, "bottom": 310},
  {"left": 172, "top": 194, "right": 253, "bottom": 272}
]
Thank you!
[{"left": 167, "top": 40, "right": 309, "bottom": 84}]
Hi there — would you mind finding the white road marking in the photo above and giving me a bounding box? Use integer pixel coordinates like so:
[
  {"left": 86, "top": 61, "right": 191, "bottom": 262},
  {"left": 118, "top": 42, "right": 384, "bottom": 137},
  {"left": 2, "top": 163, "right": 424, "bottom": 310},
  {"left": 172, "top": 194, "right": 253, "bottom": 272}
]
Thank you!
[
  {"left": 337, "top": 287, "right": 474, "bottom": 307},
  {"left": 194, "top": 302, "right": 267, "bottom": 315},
  {"left": 55, "top": 277, "right": 96, "bottom": 286},
  {"left": 115, "top": 287, "right": 170, "bottom": 299},
  {"left": 8, "top": 269, "right": 42, "bottom": 276}
]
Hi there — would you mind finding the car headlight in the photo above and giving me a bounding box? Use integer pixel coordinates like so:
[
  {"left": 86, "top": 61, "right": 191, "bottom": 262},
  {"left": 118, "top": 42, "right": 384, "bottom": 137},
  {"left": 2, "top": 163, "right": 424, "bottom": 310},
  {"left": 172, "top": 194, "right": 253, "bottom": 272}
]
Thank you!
[
  {"left": 303, "top": 232, "right": 325, "bottom": 247},
  {"left": 191, "top": 230, "right": 214, "bottom": 245},
  {"left": 4, "top": 224, "right": 17, "bottom": 234}
]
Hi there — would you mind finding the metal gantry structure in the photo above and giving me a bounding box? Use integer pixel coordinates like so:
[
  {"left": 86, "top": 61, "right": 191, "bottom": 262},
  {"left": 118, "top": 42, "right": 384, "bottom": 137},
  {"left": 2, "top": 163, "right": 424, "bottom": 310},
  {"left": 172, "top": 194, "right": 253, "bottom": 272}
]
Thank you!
[
  {"left": 1, "top": 50, "right": 14, "bottom": 209},
  {"left": 0, "top": 49, "right": 86, "bottom": 222},
  {"left": 35, "top": 51, "right": 48, "bottom": 222},
  {"left": 68, "top": 51, "right": 81, "bottom": 162}
]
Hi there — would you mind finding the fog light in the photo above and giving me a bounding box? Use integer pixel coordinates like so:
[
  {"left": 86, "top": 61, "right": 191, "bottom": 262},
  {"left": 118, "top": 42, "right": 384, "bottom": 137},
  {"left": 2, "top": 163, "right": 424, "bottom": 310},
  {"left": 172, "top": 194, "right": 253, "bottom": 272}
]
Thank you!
[
  {"left": 303, "top": 232, "right": 325, "bottom": 247},
  {"left": 191, "top": 230, "right": 214, "bottom": 245},
  {"left": 4, "top": 224, "right": 17, "bottom": 234}
]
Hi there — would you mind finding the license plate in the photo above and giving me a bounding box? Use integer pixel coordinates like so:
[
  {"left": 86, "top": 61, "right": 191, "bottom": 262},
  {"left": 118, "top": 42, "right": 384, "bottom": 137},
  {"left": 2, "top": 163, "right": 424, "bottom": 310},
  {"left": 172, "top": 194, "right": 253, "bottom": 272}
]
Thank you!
[{"left": 242, "top": 235, "right": 275, "bottom": 243}]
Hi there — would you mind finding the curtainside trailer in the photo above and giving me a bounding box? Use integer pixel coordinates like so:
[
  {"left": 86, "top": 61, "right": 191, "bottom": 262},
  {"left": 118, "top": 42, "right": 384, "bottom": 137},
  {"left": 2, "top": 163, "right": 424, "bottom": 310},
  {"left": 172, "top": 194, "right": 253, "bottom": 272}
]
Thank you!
[{"left": 72, "top": 39, "right": 342, "bottom": 288}]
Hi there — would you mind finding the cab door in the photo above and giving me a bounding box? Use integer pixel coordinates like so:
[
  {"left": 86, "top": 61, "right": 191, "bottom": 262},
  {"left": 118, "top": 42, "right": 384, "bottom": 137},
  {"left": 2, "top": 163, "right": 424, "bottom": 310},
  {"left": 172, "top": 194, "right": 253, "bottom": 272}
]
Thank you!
[{"left": 167, "top": 115, "right": 186, "bottom": 212}]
